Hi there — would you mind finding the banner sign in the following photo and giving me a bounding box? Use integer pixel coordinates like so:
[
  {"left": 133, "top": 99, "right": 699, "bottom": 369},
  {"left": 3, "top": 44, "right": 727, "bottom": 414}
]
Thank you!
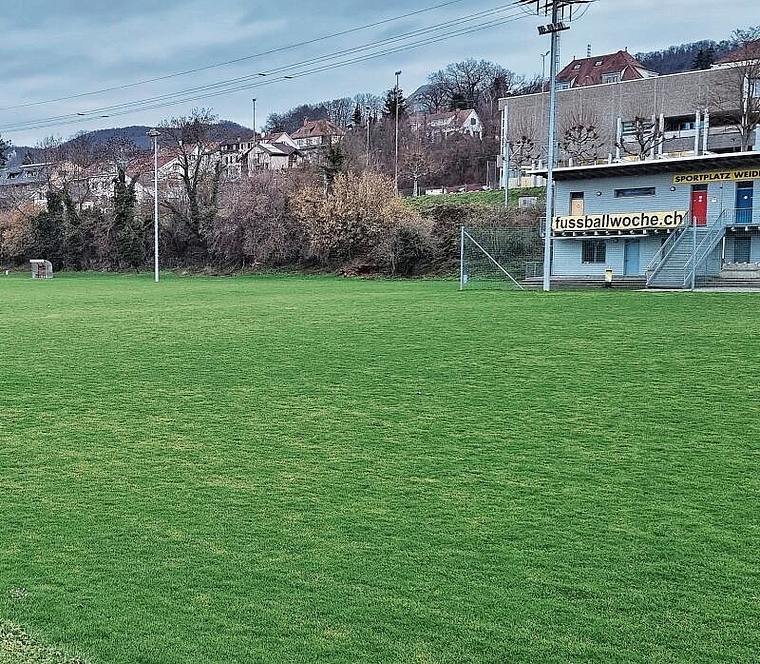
[
  {"left": 673, "top": 169, "right": 760, "bottom": 185},
  {"left": 553, "top": 210, "right": 688, "bottom": 233}
]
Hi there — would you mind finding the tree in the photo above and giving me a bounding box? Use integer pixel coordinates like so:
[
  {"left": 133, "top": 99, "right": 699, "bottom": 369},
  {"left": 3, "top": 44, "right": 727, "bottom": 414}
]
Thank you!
[
  {"left": 382, "top": 87, "right": 408, "bottom": 119},
  {"left": 616, "top": 115, "right": 665, "bottom": 160},
  {"left": 401, "top": 144, "right": 438, "bottom": 196},
  {"left": 351, "top": 104, "right": 362, "bottom": 127},
  {"left": 158, "top": 108, "right": 223, "bottom": 261},
  {"left": 210, "top": 172, "right": 303, "bottom": 269},
  {"left": 711, "top": 26, "right": 760, "bottom": 152},
  {"left": 428, "top": 59, "right": 520, "bottom": 111},
  {"left": 560, "top": 110, "right": 606, "bottom": 164},
  {"left": 692, "top": 47, "right": 716, "bottom": 70},
  {"left": 0, "top": 135, "right": 10, "bottom": 168}
]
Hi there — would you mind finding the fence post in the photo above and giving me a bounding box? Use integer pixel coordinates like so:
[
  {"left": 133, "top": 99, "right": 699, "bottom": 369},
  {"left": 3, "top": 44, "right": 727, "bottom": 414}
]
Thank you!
[{"left": 459, "top": 226, "right": 466, "bottom": 290}]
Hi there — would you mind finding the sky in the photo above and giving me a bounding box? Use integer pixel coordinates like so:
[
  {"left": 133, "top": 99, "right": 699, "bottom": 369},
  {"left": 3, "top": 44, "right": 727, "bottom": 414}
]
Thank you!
[{"left": 1, "top": 0, "right": 758, "bottom": 147}]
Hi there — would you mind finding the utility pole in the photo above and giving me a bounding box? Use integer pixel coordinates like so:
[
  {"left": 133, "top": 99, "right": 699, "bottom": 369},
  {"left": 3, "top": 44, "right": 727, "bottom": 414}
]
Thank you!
[
  {"left": 518, "top": 0, "right": 593, "bottom": 292},
  {"left": 394, "top": 70, "right": 402, "bottom": 195}
]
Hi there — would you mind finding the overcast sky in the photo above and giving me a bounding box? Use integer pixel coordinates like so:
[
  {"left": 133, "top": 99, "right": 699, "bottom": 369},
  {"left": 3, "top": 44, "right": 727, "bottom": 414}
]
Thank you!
[{"left": 1, "top": 0, "right": 758, "bottom": 146}]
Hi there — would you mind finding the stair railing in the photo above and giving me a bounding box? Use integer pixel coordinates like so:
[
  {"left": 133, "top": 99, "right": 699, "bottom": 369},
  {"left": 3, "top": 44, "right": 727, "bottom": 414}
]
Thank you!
[
  {"left": 683, "top": 209, "right": 730, "bottom": 288},
  {"left": 645, "top": 208, "right": 693, "bottom": 285}
]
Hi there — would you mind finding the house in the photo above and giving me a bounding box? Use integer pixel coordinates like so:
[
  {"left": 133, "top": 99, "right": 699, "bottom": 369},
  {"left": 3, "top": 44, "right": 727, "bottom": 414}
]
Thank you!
[
  {"left": 554, "top": 50, "right": 658, "bottom": 90},
  {"left": 290, "top": 119, "right": 345, "bottom": 155},
  {"left": 220, "top": 136, "right": 257, "bottom": 179},
  {"left": 0, "top": 163, "right": 50, "bottom": 209},
  {"left": 247, "top": 140, "right": 303, "bottom": 172},
  {"left": 409, "top": 109, "right": 483, "bottom": 140}
]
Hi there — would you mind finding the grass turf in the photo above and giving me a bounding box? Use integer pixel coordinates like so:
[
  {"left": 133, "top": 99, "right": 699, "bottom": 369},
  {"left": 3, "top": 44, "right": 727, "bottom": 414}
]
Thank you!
[
  {"left": 0, "top": 273, "right": 759, "bottom": 663},
  {"left": 402, "top": 187, "right": 545, "bottom": 211}
]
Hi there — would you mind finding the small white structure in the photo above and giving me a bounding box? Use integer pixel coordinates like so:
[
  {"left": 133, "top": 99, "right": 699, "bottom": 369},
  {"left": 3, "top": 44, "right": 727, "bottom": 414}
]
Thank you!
[{"left": 30, "top": 259, "right": 53, "bottom": 279}]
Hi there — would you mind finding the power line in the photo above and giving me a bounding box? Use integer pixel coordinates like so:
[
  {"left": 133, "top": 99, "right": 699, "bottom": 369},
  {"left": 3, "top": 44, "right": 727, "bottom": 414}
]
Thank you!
[
  {"left": 0, "top": 0, "right": 474, "bottom": 113},
  {"left": 0, "top": 7, "right": 531, "bottom": 135}
]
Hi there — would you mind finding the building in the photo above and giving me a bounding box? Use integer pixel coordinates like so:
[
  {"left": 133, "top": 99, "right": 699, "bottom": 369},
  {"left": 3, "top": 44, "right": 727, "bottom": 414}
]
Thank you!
[
  {"left": 546, "top": 152, "right": 760, "bottom": 287},
  {"left": 500, "top": 49, "right": 759, "bottom": 170},
  {"left": 0, "top": 163, "right": 50, "bottom": 209},
  {"left": 244, "top": 132, "right": 303, "bottom": 172},
  {"left": 220, "top": 136, "right": 257, "bottom": 179},
  {"left": 554, "top": 50, "right": 658, "bottom": 90},
  {"left": 290, "top": 119, "right": 345, "bottom": 156},
  {"left": 409, "top": 109, "right": 483, "bottom": 140}
]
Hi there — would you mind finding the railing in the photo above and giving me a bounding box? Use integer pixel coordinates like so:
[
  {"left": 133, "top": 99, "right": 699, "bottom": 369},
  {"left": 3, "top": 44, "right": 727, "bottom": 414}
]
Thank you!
[
  {"left": 644, "top": 212, "right": 693, "bottom": 283},
  {"left": 683, "top": 210, "right": 731, "bottom": 288}
]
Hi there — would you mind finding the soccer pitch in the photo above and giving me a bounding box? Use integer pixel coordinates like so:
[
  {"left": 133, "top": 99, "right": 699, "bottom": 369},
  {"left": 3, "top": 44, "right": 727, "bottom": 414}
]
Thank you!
[{"left": 1, "top": 274, "right": 759, "bottom": 663}]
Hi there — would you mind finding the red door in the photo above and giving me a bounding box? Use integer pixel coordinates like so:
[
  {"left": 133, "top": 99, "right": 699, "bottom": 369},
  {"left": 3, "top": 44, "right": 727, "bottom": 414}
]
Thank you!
[{"left": 691, "top": 187, "right": 708, "bottom": 226}]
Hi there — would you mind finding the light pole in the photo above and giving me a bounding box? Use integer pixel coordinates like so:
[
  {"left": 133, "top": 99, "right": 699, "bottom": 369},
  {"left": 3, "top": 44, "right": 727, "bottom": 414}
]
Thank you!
[
  {"left": 394, "top": 70, "right": 402, "bottom": 195},
  {"left": 252, "top": 98, "right": 257, "bottom": 142},
  {"left": 147, "top": 129, "right": 161, "bottom": 283},
  {"left": 365, "top": 106, "right": 372, "bottom": 168},
  {"left": 541, "top": 50, "right": 550, "bottom": 82}
]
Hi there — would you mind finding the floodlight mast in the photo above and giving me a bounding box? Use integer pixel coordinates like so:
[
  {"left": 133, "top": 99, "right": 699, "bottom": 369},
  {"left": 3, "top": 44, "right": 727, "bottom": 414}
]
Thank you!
[{"left": 516, "top": 0, "right": 594, "bottom": 291}]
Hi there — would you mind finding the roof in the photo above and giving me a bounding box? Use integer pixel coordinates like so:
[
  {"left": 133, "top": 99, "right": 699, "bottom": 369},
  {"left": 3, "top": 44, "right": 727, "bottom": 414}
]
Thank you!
[
  {"left": 532, "top": 151, "right": 760, "bottom": 181},
  {"left": 556, "top": 50, "right": 657, "bottom": 88},
  {"left": 716, "top": 40, "right": 760, "bottom": 64},
  {"left": 291, "top": 118, "right": 346, "bottom": 140},
  {"left": 0, "top": 163, "right": 49, "bottom": 187}
]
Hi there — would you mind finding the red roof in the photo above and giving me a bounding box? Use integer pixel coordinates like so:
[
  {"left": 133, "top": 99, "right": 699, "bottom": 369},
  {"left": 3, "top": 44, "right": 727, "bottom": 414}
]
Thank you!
[
  {"left": 291, "top": 118, "right": 345, "bottom": 139},
  {"left": 555, "top": 50, "right": 656, "bottom": 88},
  {"left": 716, "top": 40, "right": 760, "bottom": 64}
]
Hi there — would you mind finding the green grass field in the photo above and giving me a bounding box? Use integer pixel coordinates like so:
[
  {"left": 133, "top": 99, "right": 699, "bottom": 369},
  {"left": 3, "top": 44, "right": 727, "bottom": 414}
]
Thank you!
[
  {"left": 1, "top": 274, "right": 759, "bottom": 663},
  {"left": 403, "top": 187, "right": 545, "bottom": 212}
]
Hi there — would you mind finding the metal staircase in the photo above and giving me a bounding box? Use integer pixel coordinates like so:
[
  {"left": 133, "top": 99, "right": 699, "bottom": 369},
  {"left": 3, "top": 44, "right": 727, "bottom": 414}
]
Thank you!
[{"left": 646, "top": 212, "right": 729, "bottom": 289}]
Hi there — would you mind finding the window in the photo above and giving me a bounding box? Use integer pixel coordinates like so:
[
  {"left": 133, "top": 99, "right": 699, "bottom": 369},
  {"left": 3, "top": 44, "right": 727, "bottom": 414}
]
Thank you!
[
  {"left": 573, "top": 64, "right": 582, "bottom": 70},
  {"left": 470, "top": 118, "right": 477, "bottom": 125},
  {"left": 594, "top": 60, "right": 604, "bottom": 66},
  {"left": 615, "top": 187, "right": 656, "bottom": 198},
  {"left": 750, "top": 77, "right": 760, "bottom": 98},
  {"left": 582, "top": 240, "right": 606, "bottom": 263},
  {"left": 602, "top": 72, "right": 621, "bottom": 84},
  {"left": 556, "top": 81, "right": 571, "bottom": 90}
]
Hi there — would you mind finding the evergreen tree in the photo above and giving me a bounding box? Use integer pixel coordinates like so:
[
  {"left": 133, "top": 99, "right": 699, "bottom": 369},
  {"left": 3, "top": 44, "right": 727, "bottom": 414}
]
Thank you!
[
  {"left": 382, "top": 87, "right": 408, "bottom": 119},
  {"left": 113, "top": 167, "right": 144, "bottom": 269},
  {"left": 30, "top": 190, "right": 66, "bottom": 268},
  {"left": 0, "top": 134, "right": 10, "bottom": 168},
  {"left": 692, "top": 47, "right": 716, "bottom": 70},
  {"left": 322, "top": 145, "right": 346, "bottom": 194},
  {"left": 351, "top": 104, "right": 362, "bottom": 126}
]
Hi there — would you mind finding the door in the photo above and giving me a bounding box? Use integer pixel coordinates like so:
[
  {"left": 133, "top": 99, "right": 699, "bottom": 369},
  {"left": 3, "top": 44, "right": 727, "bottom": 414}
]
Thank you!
[
  {"left": 570, "top": 192, "right": 584, "bottom": 215},
  {"left": 736, "top": 181, "right": 754, "bottom": 225},
  {"left": 691, "top": 186, "right": 708, "bottom": 226},
  {"left": 624, "top": 239, "right": 640, "bottom": 275},
  {"left": 734, "top": 236, "right": 751, "bottom": 263}
]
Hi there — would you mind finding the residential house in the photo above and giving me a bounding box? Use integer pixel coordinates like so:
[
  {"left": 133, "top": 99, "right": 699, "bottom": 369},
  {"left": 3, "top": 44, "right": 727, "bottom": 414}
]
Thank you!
[
  {"left": 247, "top": 133, "right": 303, "bottom": 172},
  {"left": 0, "top": 163, "right": 50, "bottom": 209},
  {"left": 290, "top": 119, "right": 345, "bottom": 157},
  {"left": 220, "top": 136, "right": 257, "bottom": 179},
  {"left": 554, "top": 50, "right": 658, "bottom": 90},
  {"left": 409, "top": 109, "right": 483, "bottom": 140}
]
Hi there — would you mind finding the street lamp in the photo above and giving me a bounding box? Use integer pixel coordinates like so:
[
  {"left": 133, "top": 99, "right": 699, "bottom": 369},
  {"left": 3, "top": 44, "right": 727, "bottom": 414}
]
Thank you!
[
  {"left": 365, "top": 106, "right": 372, "bottom": 168},
  {"left": 394, "top": 70, "right": 402, "bottom": 195},
  {"left": 147, "top": 128, "right": 161, "bottom": 283}
]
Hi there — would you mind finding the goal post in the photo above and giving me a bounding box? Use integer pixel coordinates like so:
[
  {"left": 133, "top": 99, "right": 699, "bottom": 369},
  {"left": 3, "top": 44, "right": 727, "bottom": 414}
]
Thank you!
[{"left": 459, "top": 226, "right": 543, "bottom": 290}]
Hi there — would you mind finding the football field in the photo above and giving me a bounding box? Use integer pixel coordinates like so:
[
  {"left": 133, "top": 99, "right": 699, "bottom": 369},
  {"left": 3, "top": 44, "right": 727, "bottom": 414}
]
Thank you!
[{"left": 1, "top": 274, "right": 759, "bottom": 663}]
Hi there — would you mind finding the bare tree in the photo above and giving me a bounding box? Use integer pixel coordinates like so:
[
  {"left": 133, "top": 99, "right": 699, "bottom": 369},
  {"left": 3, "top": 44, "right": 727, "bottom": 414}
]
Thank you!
[
  {"left": 616, "top": 114, "right": 665, "bottom": 160},
  {"left": 428, "top": 59, "right": 520, "bottom": 111},
  {"left": 508, "top": 116, "right": 542, "bottom": 168},
  {"left": 560, "top": 110, "right": 606, "bottom": 164},
  {"left": 712, "top": 26, "right": 760, "bottom": 151},
  {"left": 401, "top": 143, "right": 439, "bottom": 196},
  {"left": 158, "top": 108, "right": 223, "bottom": 260},
  {"left": 325, "top": 97, "right": 355, "bottom": 128}
]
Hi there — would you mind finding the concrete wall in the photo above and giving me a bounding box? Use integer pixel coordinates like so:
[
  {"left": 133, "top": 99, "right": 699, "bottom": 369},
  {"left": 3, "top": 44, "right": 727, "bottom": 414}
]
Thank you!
[{"left": 501, "top": 66, "right": 755, "bottom": 164}]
